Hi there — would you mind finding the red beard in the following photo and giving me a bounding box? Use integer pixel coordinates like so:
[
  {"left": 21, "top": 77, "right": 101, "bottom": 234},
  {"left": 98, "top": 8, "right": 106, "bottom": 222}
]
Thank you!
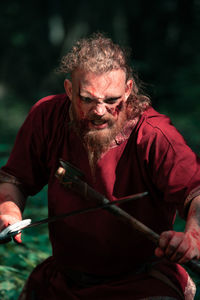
[{"left": 71, "top": 102, "right": 128, "bottom": 153}]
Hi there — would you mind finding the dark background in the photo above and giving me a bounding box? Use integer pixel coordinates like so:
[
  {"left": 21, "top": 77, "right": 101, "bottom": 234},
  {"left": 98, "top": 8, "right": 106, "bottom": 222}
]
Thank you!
[
  {"left": 0, "top": 1, "right": 200, "bottom": 298},
  {"left": 0, "top": 0, "right": 200, "bottom": 153}
]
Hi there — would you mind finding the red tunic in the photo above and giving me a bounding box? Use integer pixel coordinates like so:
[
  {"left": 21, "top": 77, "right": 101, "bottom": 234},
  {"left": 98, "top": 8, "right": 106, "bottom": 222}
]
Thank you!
[{"left": 2, "top": 94, "right": 200, "bottom": 299}]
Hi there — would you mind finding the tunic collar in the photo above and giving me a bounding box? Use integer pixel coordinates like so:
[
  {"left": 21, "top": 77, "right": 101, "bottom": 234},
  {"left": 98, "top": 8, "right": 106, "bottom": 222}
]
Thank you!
[{"left": 110, "top": 117, "right": 139, "bottom": 148}]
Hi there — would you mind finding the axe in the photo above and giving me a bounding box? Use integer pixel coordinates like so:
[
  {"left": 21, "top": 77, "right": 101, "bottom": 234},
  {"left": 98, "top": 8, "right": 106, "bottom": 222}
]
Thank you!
[{"left": 55, "top": 159, "right": 200, "bottom": 275}]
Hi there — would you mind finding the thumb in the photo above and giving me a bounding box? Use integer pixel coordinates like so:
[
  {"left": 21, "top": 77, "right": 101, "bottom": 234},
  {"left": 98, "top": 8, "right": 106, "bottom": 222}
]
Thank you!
[
  {"left": 155, "top": 247, "right": 165, "bottom": 258},
  {"left": 13, "top": 232, "right": 22, "bottom": 244}
]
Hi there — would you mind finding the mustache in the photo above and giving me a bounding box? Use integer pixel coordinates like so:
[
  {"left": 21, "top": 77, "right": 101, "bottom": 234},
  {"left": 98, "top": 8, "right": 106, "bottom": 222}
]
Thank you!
[{"left": 87, "top": 115, "right": 113, "bottom": 122}]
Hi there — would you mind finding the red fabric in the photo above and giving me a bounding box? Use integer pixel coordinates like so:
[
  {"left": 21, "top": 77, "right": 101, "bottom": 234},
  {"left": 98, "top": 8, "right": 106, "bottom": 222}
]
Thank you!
[
  {"left": 2, "top": 94, "right": 200, "bottom": 299},
  {"left": 20, "top": 257, "right": 186, "bottom": 300}
]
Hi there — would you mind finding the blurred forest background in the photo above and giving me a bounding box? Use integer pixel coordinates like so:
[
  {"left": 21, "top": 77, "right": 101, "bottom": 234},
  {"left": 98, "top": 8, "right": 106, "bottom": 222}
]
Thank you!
[{"left": 0, "top": 0, "right": 200, "bottom": 299}]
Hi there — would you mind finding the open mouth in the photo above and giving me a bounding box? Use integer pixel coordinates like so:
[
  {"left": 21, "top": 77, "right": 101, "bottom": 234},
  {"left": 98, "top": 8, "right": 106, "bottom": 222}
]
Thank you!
[
  {"left": 90, "top": 119, "right": 108, "bottom": 129},
  {"left": 91, "top": 119, "right": 107, "bottom": 126}
]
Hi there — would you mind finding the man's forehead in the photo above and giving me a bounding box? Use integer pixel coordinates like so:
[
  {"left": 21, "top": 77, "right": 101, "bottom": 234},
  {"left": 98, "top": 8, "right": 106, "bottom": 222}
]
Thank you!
[
  {"left": 73, "top": 68, "right": 126, "bottom": 81},
  {"left": 81, "top": 79, "right": 126, "bottom": 100},
  {"left": 72, "top": 69, "right": 127, "bottom": 91}
]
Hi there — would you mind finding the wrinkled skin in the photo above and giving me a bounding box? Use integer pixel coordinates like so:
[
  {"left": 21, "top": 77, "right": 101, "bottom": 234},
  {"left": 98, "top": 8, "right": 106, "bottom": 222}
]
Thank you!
[{"left": 64, "top": 69, "right": 133, "bottom": 135}]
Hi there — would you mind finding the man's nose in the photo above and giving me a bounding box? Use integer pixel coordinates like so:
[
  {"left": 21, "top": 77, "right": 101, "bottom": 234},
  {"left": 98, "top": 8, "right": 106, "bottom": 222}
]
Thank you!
[{"left": 92, "top": 103, "right": 106, "bottom": 116}]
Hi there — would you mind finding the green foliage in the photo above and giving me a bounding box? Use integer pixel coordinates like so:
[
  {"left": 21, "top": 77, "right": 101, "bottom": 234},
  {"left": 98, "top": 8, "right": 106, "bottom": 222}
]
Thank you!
[
  {"left": 0, "top": 94, "right": 29, "bottom": 145},
  {"left": 0, "top": 187, "right": 51, "bottom": 299}
]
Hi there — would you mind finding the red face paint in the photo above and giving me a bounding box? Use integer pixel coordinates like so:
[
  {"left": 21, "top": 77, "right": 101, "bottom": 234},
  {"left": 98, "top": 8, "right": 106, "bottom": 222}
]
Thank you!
[
  {"left": 184, "top": 229, "right": 200, "bottom": 260},
  {"left": 106, "top": 101, "right": 124, "bottom": 117},
  {"left": 116, "top": 101, "right": 124, "bottom": 113},
  {"left": 190, "top": 228, "right": 200, "bottom": 240},
  {"left": 71, "top": 69, "right": 129, "bottom": 134},
  {"left": 88, "top": 88, "right": 96, "bottom": 98}
]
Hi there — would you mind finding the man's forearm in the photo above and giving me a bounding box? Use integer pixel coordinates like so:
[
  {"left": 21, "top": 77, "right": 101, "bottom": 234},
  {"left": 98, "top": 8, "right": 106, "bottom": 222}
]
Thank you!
[{"left": 185, "top": 195, "right": 200, "bottom": 234}]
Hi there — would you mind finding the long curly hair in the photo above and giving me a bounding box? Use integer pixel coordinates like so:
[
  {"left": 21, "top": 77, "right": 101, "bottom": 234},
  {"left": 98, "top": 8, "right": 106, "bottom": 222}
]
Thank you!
[{"left": 58, "top": 33, "right": 151, "bottom": 117}]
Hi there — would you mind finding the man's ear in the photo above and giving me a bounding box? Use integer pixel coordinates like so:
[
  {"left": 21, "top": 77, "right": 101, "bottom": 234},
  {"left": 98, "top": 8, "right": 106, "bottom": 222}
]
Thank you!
[
  {"left": 64, "top": 79, "right": 72, "bottom": 101},
  {"left": 125, "top": 79, "right": 133, "bottom": 101}
]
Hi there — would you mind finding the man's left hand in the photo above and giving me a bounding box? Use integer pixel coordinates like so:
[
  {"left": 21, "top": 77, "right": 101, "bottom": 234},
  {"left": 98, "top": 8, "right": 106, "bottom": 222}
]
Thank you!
[{"left": 155, "top": 230, "right": 200, "bottom": 264}]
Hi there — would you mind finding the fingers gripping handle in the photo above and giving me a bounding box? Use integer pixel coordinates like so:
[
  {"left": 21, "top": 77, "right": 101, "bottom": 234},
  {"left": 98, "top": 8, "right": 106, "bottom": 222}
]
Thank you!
[{"left": 0, "top": 219, "right": 32, "bottom": 241}]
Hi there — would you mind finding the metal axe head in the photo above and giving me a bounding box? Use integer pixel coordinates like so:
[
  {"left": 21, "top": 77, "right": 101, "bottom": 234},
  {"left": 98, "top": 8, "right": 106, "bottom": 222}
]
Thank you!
[{"left": 55, "top": 159, "right": 85, "bottom": 184}]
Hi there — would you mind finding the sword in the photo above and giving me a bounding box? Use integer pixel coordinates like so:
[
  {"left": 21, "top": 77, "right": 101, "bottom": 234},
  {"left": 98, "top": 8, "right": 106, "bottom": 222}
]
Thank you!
[{"left": 0, "top": 191, "right": 148, "bottom": 241}]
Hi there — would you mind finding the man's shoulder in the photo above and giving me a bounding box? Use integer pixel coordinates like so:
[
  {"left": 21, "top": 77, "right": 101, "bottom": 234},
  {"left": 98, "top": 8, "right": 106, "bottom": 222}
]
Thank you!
[
  {"left": 22, "top": 94, "right": 71, "bottom": 131},
  {"left": 136, "top": 107, "right": 185, "bottom": 147},
  {"left": 28, "top": 93, "right": 70, "bottom": 123},
  {"left": 142, "top": 107, "right": 171, "bottom": 128},
  {"left": 31, "top": 93, "right": 69, "bottom": 112}
]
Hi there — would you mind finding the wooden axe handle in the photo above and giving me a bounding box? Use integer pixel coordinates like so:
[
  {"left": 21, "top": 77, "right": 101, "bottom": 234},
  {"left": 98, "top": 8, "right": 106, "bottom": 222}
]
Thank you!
[{"left": 56, "top": 163, "right": 200, "bottom": 275}]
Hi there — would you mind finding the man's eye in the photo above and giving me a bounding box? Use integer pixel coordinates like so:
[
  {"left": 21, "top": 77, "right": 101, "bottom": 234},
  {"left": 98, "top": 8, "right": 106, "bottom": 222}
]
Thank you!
[
  {"left": 80, "top": 96, "right": 93, "bottom": 103},
  {"left": 105, "top": 98, "right": 120, "bottom": 104}
]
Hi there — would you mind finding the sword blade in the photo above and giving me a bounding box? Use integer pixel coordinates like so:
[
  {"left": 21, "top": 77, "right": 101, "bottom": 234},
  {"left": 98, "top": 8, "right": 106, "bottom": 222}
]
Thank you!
[
  {"left": 0, "top": 191, "right": 148, "bottom": 240},
  {"left": 25, "top": 191, "right": 148, "bottom": 230}
]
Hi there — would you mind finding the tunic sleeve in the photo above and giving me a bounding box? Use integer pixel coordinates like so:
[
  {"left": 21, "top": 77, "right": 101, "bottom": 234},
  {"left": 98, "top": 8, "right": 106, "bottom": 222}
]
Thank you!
[
  {"left": 1, "top": 101, "right": 49, "bottom": 196},
  {"left": 137, "top": 112, "right": 200, "bottom": 218}
]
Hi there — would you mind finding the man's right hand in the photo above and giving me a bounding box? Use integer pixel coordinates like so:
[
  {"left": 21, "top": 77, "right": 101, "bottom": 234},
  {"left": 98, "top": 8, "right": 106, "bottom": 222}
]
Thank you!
[
  {"left": 0, "top": 182, "right": 25, "bottom": 244},
  {"left": 0, "top": 214, "right": 22, "bottom": 243}
]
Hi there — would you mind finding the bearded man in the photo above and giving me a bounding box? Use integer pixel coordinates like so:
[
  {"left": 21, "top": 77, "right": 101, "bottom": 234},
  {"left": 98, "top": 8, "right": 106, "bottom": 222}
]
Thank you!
[{"left": 0, "top": 33, "right": 200, "bottom": 300}]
